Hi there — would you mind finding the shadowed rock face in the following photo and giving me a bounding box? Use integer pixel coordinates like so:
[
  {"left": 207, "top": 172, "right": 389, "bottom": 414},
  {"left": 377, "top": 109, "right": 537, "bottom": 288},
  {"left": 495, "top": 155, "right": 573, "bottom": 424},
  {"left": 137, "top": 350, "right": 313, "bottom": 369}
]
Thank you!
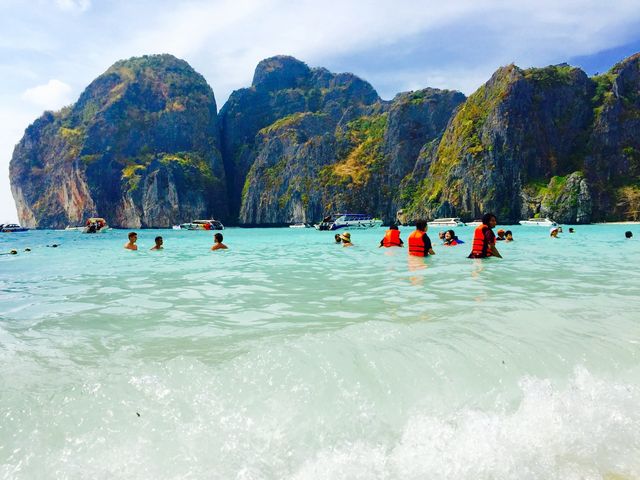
[
  {"left": 10, "top": 54, "right": 226, "bottom": 228},
  {"left": 403, "top": 56, "right": 640, "bottom": 224},
  {"left": 219, "top": 55, "right": 381, "bottom": 223}
]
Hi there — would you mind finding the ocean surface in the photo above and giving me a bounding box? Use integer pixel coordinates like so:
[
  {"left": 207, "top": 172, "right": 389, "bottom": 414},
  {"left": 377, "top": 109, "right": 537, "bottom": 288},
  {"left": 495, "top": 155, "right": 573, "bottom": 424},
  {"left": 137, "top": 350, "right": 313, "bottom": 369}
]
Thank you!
[{"left": 1, "top": 224, "right": 639, "bottom": 479}]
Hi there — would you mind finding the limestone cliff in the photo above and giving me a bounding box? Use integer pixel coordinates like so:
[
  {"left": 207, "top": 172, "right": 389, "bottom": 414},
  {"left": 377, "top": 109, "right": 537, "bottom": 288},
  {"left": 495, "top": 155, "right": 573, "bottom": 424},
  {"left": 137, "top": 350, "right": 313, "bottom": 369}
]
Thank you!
[{"left": 10, "top": 54, "right": 226, "bottom": 228}]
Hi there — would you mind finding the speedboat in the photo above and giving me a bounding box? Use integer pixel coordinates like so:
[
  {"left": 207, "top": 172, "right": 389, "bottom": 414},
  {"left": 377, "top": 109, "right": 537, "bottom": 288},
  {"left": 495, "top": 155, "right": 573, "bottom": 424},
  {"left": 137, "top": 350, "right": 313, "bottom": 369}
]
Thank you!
[
  {"left": 175, "top": 219, "right": 224, "bottom": 230},
  {"left": 289, "top": 223, "right": 310, "bottom": 228},
  {"left": 519, "top": 217, "right": 557, "bottom": 227},
  {"left": 82, "top": 218, "right": 110, "bottom": 233},
  {"left": 314, "top": 213, "right": 383, "bottom": 231},
  {"left": 466, "top": 219, "right": 482, "bottom": 227},
  {"left": 427, "top": 217, "right": 465, "bottom": 227},
  {"left": 0, "top": 223, "right": 29, "bottom": 233}
]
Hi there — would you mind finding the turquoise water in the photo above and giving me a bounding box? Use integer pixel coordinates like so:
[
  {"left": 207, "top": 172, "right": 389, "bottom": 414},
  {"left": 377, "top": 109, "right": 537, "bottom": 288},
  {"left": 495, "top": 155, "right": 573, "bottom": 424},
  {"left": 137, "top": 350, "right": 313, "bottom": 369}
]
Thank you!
[{"left": 1, "top": 225, "right": 639, "bottom": 479}]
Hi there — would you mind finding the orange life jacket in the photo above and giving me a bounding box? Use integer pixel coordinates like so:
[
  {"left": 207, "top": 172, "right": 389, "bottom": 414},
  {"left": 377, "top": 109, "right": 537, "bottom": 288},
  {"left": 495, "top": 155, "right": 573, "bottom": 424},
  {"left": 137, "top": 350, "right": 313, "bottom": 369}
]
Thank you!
[
  {"left": 408, "top": 230, "right": 426, "bottom": 257},
  {"left": 470, "top": 225, "right": 492, "bottom": 257},
  {"left": 382, "top": 229, "right": 402, "bottom": 247}
]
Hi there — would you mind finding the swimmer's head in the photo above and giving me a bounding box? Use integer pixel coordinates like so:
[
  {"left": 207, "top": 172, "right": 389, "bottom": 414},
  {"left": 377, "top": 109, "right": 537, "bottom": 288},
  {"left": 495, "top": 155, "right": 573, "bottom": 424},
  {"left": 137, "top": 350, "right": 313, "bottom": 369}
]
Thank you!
[
  {"left": 334, "top": 234, "right": 341, "bottom": 243},
  {"left": 128, "top": 232, "right": 137, "bottom": 241},
  {"left": 625, "top": 231, "right": 633, "bottom": 239},
  {"left": 154, "top": 236, "right": 163, "bottom": 246},
  {"left": 214, "top": 233, "right": 224, "bottom": 243},
  {"left": 10, "top": 250, "right": 17, "bottom": 255}
]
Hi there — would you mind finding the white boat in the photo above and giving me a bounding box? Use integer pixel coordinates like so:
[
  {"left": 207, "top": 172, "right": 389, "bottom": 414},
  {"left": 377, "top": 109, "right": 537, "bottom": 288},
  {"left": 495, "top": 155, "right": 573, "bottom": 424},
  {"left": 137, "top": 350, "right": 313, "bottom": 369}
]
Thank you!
[
  {"left": 175, "top": 219, "right": 224, "bottom": 230},
  {"left": 466, "top": 220, "right": 482, "bottom": 227},
  {"left": 519, "top": 217, "right": 557, "bottom": 227},
  {"left": 66, "top": 218, "right": 110, "bottom": 233},
  {"left": 427, "top": 217, "right": 465, "bottom": 227},
  {"left": 314, "top": 213, "right": 383, "bottom": 231},
  {"left": 289, "top": 223, "right": 310, "bottom": 228}
]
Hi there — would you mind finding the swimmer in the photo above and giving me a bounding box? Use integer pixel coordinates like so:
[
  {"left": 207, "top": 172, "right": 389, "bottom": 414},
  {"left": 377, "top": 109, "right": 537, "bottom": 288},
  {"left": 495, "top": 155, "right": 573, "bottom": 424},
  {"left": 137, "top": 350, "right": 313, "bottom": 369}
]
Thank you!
[
  {"left": 496, "top": 229, "right": 506, "bottom": 241},
  {"left": 625, "top": 231, "right": 633, "bottom": 239},
  {"left": 438, "top": 231, "right": 446, "bottom": 242},
  {"left": 24, "top": 248, "right": 31, "bottom": 252},
  {"left": 408, "top": 220, "right": 435, "bottom": 257},
  {"left": 379, "top": 224, "right": 403, "bottom": 247},
  {"left": 443, "top": 229, "right": 461, "bottom": 246},
  {"left": 505, "top": 230, "right": 514, "bottom": 242},
  {"left": 211, "top": 232, "right": 228, "bottom": 250},
  {"left": 334, "top": 233, "right": 342, "bottom": 244},
  {"left": 46, "top": 244, "right": 60, "bottom": 248},
  {"left": 340, "top": 232, "right": 353, "bottom": 247},
  {"left": 550, "top": 227, "right": 559, "bottom": 238},
  {"left": 0, "top": 250, "right": 18, "bottom": 255},
  {"left": 124, "top": 232, "right": 138, "bottom": 250},
  {"left": 468, "top": 213, "right": 502, "bottom": 258},
  {"left": 150, "top": 236, "right": 163, "bottom": 251},
  {"left": 569, "top": 228, "right": 575, "bottom": 233}
]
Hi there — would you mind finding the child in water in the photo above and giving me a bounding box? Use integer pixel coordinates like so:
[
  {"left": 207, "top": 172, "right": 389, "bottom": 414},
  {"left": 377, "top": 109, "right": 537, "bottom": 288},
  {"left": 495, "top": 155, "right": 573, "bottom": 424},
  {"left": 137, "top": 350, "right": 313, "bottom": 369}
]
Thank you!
[
  {"left": 505, "top": 230, "right": 513, "bottom": 242},
  {"left": 211, "top": 232, "right": 228, "bottom": 250}
]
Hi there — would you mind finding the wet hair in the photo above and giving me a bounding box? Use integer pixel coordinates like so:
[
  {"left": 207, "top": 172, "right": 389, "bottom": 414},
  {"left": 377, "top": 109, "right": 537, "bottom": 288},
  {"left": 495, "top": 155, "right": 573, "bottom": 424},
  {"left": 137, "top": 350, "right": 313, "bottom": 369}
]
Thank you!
[
  {"left": 415, "top": 219, "right": 427, "bottom": 231},
  {"left": 505, "top": 230, "right": 512, "bottom": 236},
  {"left": 214, "top": 233, "right": 224, "bottom": 242},
  {"left": 482, "top": 213, "right": 496, "bottom": 225},
  {"left": 625, "top": 231, "right": 633, "bottom": 238},
  {"left": 128, "top": 231, "right": 137, "bottom": 240},
  {"left": 569, "top": 228, "right": 575, "bottom": 233},
  {"left": 446, "top": 229, "right": 456, "bottom": 238},
  {"left": 155, "top": 236, "right": 163, "bottom": 243},
  {"left": 389, "top": 224, "right": 399, "bottom": 230},
  {"left": 334, "top": 233, "right": 342, "bottom": 243}
]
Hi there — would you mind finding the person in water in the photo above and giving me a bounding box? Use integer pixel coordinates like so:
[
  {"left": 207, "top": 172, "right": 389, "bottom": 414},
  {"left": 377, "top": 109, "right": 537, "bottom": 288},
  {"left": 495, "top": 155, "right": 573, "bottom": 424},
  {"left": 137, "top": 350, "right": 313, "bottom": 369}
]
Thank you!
[
  {"left": 334, "top": 233, "right": 342, "bottom": 244},
  {"left": 340, "top": 232, "right": 353, "bottom": 247},
  {"left": 379, "top": 224, "right": 404, "bottom": 247},
  {"left": 408, "top": 220, "right": 435, "bottom": 257},
  {"left": 569, "top": 228, "right": 575, "bottom": 233},
  {"left": 124, "top": 232, "right": 138, "bottom": 251},
  {"left": 496, "top": 229, "right": 506, "bottom": 241},
  {"left": 468, "top": 213, "right": 502, "bottom": 258},
  {"left": 550, "top": 227, "right": 559, "bottom": 238},
  {"left": 150, "top": 236, "right": 163, "bottom": 251},
  {"left": 211, "top": 232, "right": 228, "bottom": 250},
  {"left": 625, "top": 231, "right": 633, "bottom": 239},
  {"left": 443, "top": 229, "right": 462, "bottom": 246},
  {"left": 505, "top": 230, "right": 514, "bottom": 242},
  {"left": 438, "top": 231, "right": 446, "bottom": 243}
]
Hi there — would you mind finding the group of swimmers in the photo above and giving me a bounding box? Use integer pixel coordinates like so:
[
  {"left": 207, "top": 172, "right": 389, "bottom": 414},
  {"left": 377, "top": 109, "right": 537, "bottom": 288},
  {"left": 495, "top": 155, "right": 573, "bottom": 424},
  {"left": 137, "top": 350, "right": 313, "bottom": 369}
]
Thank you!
[
  {"left": 124, "top": 231, "right": 228, "bottom": 251},
  {"left": 330, "top": 214, "right": 505, "bottom": 258}
]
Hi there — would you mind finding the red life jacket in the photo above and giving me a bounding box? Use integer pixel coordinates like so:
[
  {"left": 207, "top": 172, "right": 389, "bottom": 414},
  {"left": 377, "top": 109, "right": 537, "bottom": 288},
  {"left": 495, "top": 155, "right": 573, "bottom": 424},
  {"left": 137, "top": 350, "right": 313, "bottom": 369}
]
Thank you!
[
  {"left": 470, "top": 225, "right": 492, "bottom": 257},
  {"left": 408, "top": 230, "right": 426, "bottom": 257},
  {"left": 382, "top": 229, "right": 402, "bottom": 247}
]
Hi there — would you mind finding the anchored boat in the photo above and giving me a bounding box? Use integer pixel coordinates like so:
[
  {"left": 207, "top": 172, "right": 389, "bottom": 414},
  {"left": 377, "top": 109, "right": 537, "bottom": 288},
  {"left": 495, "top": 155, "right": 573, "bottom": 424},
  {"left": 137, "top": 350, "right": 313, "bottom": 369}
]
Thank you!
[
  {"left": 174, "top": 219, "right": 224, "bottom": 230},
  {"left": 314, "top": 213, "right": 383, "bottom": 231},
  {"left": 0, "top": 223, "right": 29, "bottom": 233},
  {"left": 519, "top": 218, "right": 557, "bottom": 227},
  {"left": 427, "top": 217, "right": 466, "bottom": 227}
]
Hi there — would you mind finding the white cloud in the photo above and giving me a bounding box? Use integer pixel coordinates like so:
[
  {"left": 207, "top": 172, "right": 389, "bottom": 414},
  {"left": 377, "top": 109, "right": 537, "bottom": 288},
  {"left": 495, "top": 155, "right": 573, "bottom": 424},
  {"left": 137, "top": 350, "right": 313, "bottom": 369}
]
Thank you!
[
  {"left": 21, "top": 79, "right": 73, "bottom": 109},
  {"left": 55, "top": 0, "right": 91, "bottom": 12}
]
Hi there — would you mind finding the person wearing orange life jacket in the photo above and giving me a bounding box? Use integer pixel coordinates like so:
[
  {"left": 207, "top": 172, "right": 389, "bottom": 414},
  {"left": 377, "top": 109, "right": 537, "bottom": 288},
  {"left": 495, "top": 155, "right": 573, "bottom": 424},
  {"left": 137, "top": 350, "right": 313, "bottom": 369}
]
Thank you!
[
  {"left": 408, "top": 219, "right": 435, "bottom": 257},
  {"left": 379, "top": 224, "right": 404, "bottom": 248},
  {"left": 468, "top": 213, "right": 502, "bottom": 258}
]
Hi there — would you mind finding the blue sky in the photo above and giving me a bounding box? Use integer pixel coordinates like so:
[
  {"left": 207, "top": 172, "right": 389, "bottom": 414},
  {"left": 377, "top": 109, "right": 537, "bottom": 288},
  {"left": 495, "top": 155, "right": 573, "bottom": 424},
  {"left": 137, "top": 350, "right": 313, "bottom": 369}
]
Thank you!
[{"left": 1, "top": 0, "right": 640, "bottom": 223}]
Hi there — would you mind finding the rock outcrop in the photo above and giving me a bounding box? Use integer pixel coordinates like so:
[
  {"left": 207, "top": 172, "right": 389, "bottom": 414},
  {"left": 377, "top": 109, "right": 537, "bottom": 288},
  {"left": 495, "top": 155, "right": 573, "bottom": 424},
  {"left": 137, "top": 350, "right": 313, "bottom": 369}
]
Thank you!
[
  {"left": 10, "top": 54, "right": 226, "bottom": 228},
  {"left": 10, "top": 52, "right": 640, "bottom": 227}
]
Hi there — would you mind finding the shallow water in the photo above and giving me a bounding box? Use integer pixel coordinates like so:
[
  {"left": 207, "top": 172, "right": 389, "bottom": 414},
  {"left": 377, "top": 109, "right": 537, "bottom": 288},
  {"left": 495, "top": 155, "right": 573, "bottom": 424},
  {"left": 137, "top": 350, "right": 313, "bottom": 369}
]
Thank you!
[{"left": 1, "top": 225, "right": 639, "bottom": 479}]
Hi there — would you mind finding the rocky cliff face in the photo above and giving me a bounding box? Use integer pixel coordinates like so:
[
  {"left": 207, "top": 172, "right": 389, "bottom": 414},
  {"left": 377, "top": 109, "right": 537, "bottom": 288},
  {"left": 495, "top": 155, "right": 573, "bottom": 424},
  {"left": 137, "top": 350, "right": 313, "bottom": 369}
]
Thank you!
[
  {"left": 403, "top": 57, "right": 640, "bottom": 224},
  {"left": 232, "top": 58, "right": 466, "bottom": 225},
  {"left": 220, "top": 56, "right": 381, "bottom": 223},
  {"left": 10, "top": 52, "right": 640, "bottom": 227},
  {"left": 10, "top": 54, "right": 226, "bottom": 228}
]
